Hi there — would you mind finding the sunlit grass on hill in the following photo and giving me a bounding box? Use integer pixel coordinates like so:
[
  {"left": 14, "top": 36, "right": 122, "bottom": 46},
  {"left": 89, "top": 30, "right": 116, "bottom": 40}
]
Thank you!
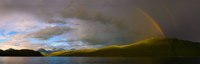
[
  {"left": 48, "top": 51, "right": 69, "bottom": 56},
  {"left": 40, "top": 52, "right": 48, "bottom": 56},
  {"left": 45, "top": 49, "right": 98, "bottom": 56},
  {"left": 43, "top": 37, "right": 200, "bottom": 57}
]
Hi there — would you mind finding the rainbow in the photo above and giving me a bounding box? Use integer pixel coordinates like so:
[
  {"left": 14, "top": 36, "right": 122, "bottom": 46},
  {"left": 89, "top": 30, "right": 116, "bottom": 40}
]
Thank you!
[
  {"left": 158, "top": 0, "right": 177, "bottom": 29},
  {"left": 63, "top": 0, "right": 76, "bottom": 10},
  {"left": 134, "top": 6, "right": 166, "bottom": 38}
]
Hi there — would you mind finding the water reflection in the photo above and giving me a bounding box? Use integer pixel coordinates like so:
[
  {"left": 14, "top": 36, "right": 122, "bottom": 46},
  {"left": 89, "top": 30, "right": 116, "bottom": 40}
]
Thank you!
[{"left": 0, "top": 57, "right": 199, "bottom": 64}]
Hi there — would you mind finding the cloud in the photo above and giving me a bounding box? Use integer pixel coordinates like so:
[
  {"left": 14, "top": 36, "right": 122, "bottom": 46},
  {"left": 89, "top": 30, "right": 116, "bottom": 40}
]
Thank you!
[
  {"left": 1, "top": 0, "right": 191, "bottom": 50},
  {"left": 68, "top": 18, "right": 127, "bottom": 45},
  {"left": 25, "top": 26, "right": 71, "bottom": 40},
  {"left": 55, "top": 39, "right": 77, "bottom": 42},
  {"left": 53, "top": 7, "right": 162, "bottom": 45},
  {"left": 0, "top": 33, "right": 49, "bottom": 50},
  {"left": 29, "top": 6, "right": 162, "bottom": 46},
  {"left": 0, "top": 12, "right": 57, "bottom": 33}
]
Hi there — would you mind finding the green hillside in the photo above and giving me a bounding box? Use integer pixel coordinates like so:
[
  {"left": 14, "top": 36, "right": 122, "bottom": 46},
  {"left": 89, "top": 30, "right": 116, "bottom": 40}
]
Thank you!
[
  {"left": 46, "top": 37, "right": 200, "bottom": 57},
  {"left": 48, "top": 51, "right": 69, "bottom": 56}
]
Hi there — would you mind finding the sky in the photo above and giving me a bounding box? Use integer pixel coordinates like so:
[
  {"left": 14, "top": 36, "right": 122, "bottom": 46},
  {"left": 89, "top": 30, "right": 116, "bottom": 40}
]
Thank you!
[{"left": 0, "top": 0, "right": 199, "bottom": 50}]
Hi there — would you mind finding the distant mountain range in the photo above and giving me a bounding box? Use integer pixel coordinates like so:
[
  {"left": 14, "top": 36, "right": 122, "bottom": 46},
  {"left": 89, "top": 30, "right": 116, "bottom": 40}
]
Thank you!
[
  {"left": 38, "top": 48, "right": 66, "bottom": 54},
  {"left": 46, "top": 37, "right": 200, "bottom": 57}
]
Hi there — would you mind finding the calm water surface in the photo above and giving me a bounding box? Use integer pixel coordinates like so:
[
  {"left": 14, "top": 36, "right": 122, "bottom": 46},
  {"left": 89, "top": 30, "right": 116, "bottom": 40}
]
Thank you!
[{"left": 0, "top": 57, "right": 199, "bottom": 64}]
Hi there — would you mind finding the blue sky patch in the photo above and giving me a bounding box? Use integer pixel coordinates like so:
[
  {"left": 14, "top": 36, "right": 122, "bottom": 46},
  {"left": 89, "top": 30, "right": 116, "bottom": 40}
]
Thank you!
[
  {"left": 7, "top": 31, "right": 19, "bottom": 35},
  {"left": 57, "top": 24, "right": 65, "bottom": 27}
]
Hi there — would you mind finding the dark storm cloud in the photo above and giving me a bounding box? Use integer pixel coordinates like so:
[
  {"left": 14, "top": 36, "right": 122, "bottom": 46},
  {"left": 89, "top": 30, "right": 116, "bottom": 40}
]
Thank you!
[
  {"left": 1, "top": 0, "right": 200, "bottom": 48},
  {"left": 25, "top": 26, "right": 71, "bottom": 40},
  {"left": 155, "top": 0, "right": 200, "bottom": 42},
  {"left": 11, "top": 0, "right": 165, "bottom": 45}
]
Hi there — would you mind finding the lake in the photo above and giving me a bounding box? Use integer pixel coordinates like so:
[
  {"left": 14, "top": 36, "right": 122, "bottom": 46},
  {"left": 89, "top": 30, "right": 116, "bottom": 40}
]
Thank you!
[{"left": 0, "top": 57, "right": 199, "bottom": 64}]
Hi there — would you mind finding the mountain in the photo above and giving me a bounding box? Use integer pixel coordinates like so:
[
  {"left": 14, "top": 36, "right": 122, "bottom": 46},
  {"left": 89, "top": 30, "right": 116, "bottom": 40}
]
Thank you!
[
  {"left": 54, "top": 48, "right": 66, "bottom": 51},
  {"left": 38, "top": 48, "right": 54, "bottom": 54},
  {"left": 47, "top": 37, "right": 200, "bottom": 57},
  {"left": 38, "top": 48, "right": 66, "bottom": 54},
  {"left": 38, "top": 48, "right": 46, "bottom": 52},
  {"left": 48, "top": 50, "right": 69, "bottom": 56},
  {"left": 0, "top": 49, "right": 42, "bottom": 56}
]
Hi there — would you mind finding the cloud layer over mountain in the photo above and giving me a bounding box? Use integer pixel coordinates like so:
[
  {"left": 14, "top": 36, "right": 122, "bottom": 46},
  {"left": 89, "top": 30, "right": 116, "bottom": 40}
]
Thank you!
[{"left": 0, "top": 0, "right": 199, "bottom": 50}]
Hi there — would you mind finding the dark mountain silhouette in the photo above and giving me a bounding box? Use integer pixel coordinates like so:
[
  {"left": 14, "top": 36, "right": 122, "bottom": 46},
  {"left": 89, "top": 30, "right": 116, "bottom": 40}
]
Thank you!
[
  {"left": 0, "top": 49, "right": 42, "bottom": 56},
  {"left": 46, "top": 37, "right": 200, "bottom": 57}
]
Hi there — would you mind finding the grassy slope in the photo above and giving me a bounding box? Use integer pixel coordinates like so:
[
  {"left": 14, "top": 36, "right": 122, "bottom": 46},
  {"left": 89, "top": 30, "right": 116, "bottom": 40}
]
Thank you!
[
  {"left": 46, "top": 51, "right": 69, "bottom": 56},
  {"left": 46, "top": 37, "right": 200, "bottom": 57}
]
